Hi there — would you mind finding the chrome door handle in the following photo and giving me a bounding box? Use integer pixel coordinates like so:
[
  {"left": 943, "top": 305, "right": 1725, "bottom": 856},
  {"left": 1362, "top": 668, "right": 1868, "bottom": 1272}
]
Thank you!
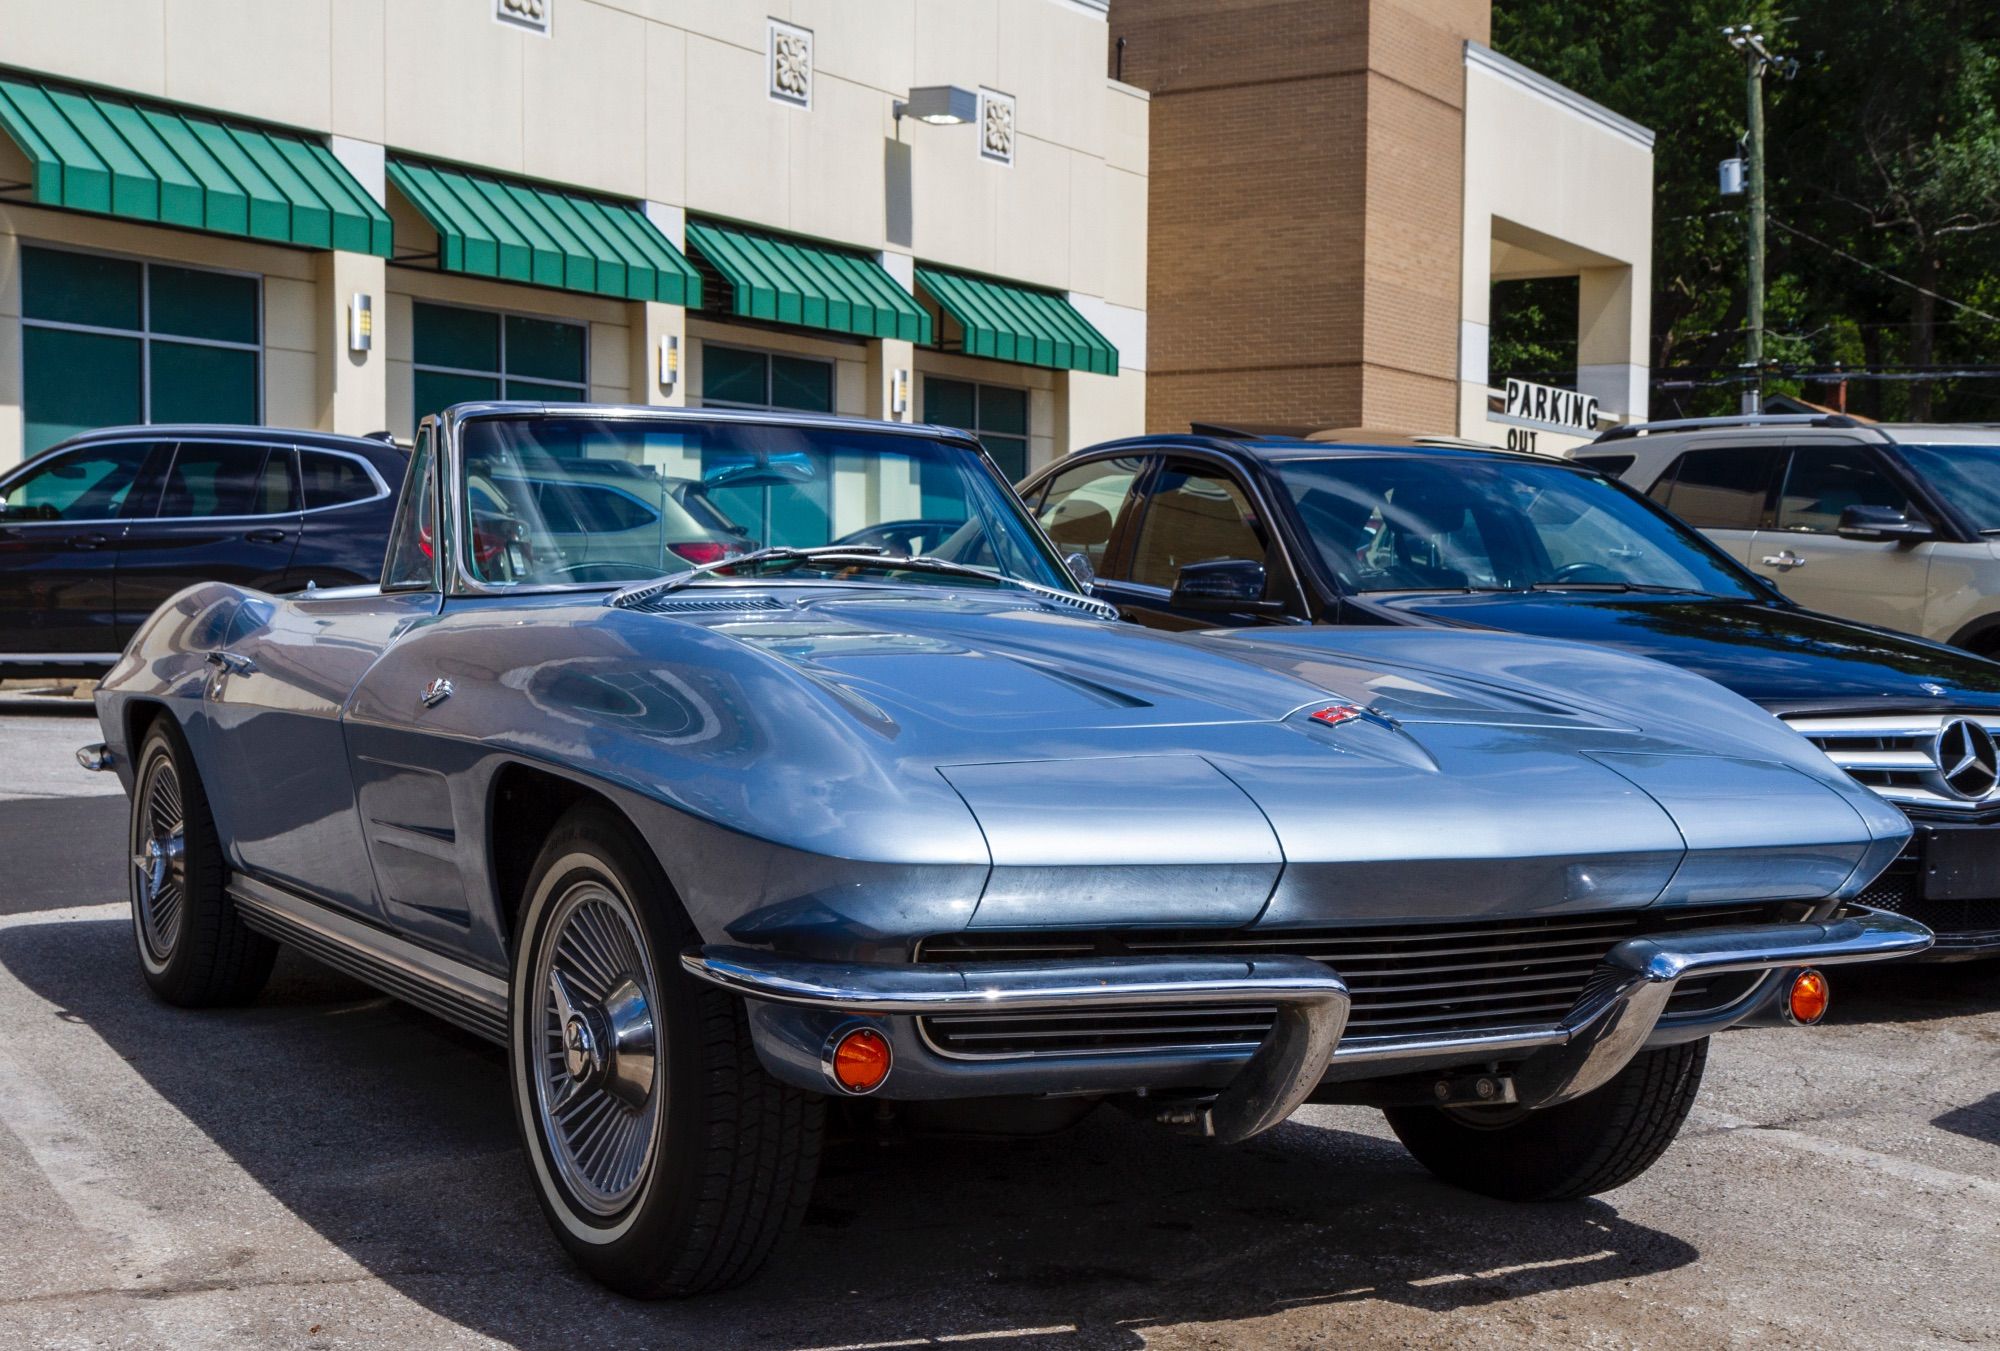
[
  {"left": 203, "top": 651, "right": 256, "bottom": 676},
  {"left": 69, "top": 532, "right": 109, "bottom": 550},
  {"left": 1761, "top": 550, "right": 1806, "bottom": 569}
]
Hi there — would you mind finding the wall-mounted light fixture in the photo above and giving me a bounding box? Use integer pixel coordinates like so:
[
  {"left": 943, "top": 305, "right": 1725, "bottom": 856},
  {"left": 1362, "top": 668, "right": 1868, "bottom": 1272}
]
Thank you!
[
  {"left": 891, "top": 368, "right": 910, "bottom": 416},
  {"left": 348, "top": 293, "right": 373, "bottom": 353},
  {"left": 893, "top": 85, "right": 976, "bottom": 126},
  {"left": 659, "top": 334, "right": 679, "bottom": 391}
]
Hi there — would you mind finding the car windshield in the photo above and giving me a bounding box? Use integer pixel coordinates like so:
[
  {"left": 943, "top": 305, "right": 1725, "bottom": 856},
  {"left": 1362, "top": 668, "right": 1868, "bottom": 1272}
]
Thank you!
[
  {"left": 454, "top": 414, "right": 1070, "bottom": 590},
  {"left": 1893, "top": 443, "right": 2000, "bottom": 532},
  {"left": 1272, "top": 455, "right": 1768, "bottom": 599}
]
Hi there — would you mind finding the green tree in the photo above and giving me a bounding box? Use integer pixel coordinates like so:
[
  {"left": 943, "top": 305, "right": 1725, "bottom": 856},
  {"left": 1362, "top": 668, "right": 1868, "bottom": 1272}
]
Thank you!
[{"left": 1493, "top": 0, "right": 2000, "bottom": 420}]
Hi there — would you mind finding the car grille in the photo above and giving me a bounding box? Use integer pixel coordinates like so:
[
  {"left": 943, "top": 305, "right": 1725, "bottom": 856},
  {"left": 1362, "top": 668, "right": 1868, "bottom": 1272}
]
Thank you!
[
  {"left": 1785, "top": 712, "right": 2000, "bottom": 813},
  {"left": 1850, "top": 848, "right": 2000, "bottom": 943},
  {"left": 913, "top": 903, "right": 1786, "bottom": 1059}
]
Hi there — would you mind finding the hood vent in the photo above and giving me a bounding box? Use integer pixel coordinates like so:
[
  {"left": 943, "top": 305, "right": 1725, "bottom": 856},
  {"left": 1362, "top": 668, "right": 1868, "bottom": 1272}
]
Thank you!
[{"left": 615, "top": 593, "right": 787, "bottom": 616}]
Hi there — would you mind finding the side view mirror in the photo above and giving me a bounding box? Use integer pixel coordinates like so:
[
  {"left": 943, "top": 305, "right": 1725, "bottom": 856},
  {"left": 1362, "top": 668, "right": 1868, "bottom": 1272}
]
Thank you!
[
  {"left": 1063, "top": 550, "right": 1097, "bottom": 589},
  {"left": 1837, "top": 504, "right": 1934, "bottom": 543},
  {"left": 1171, "top": 558, "right": 1285, "bottom": 613}
]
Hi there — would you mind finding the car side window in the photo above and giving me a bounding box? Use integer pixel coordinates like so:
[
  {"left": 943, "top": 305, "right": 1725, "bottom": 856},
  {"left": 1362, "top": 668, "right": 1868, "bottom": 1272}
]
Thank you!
[
  {"left": 0, "top": 441, "right": 158, "bottom": 521},
  {"left": 1129, "top": 461, "right": 1269, "bottom": 591},
  {"left": 381, "top": 427, "right": 439, "bottom": 592},
  {"left": 156, "top": 442, "right": 295, "bottom": 519},
  {"left": 299, "top": 450, "right": 381, "bottom": 509},
  {"left": 1776, "top": 448, "right": 1916, "bottom": 534},
  {"left": 1034, "top": 456, "right": 1147, "bottom": 576},
  {"left": 1654, "top": 445, "right": 1782, "bottom": 530}
]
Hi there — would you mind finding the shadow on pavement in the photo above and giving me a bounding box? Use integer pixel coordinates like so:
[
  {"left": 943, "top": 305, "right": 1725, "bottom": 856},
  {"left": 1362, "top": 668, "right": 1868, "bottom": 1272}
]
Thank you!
[
  {"left": 1933, "top": 1092, "right": 2000, "bottom": 1148},
  {"left": 0, "top": 697, "right": 99, "bottom": 717},
  {"left": 0, "top": 795, "right": 127, "bottom": 916},
  {"left": 0, "top": 916, "right": 1703, "bottom": 1349},
  {"left": 1822, "top": 955, "right": 2000, "bottom": 1026}
]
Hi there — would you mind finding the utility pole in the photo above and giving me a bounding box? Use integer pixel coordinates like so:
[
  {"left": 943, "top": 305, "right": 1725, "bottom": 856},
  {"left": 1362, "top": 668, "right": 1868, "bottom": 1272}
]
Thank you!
[{"left": 1721, "top": 24, "right": 1797, "bottom": 414}]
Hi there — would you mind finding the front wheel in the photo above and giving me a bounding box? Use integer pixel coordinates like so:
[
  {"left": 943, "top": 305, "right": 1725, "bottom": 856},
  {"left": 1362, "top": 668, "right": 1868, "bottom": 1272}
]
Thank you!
[
  {"left": 127, "top": 720, "right": 276, "bottom": 1006},
  {"left": 1384, "top": 1038, "right": 1708, "bottom": 1201},
  {"left": 509, "top": 805, "right": 823, "bottom": 1297}
]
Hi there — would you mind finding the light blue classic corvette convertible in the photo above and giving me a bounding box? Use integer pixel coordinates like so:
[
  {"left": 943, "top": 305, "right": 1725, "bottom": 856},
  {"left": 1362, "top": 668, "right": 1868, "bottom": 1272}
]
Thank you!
[{"left": 84, "top": 404, "right": 1930, "bottom": 1296}]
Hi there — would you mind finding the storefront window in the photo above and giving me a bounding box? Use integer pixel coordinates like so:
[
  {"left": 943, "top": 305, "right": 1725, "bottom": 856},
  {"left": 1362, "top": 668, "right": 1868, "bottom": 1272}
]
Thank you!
[
  {"left": 924, "top": 377, "right": 1029, "bottom": 483},
  {"left": 700, "top": 344, "right": 834, "bottom": 413},
  {"left": 697, "top": 344, "right": 836, "bottom": 540},
  {"left": 20, "top": 246, "right": 261, "bottom": 456},
  {"left": 412, "top": 302, "right": 588, "bottom": 429}
]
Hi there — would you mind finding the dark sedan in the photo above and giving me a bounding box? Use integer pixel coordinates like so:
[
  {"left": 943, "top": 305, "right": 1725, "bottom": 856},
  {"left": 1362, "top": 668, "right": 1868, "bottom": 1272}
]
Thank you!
[
  {"left": 0, "top": 425, "right": 405, "bottom": 676},
  {"left": 1020, "top": 431, "right": 2000, "bottom": 956}
]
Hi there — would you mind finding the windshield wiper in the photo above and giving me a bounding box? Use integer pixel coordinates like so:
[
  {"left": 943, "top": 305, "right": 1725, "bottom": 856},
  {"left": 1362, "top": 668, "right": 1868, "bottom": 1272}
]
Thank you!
[
  {"left": 611, "top": 546, "right": 1117, "bottom": 618},
  {"left": 1525, "top": 581, "right": 1702, "bottom": 595},
  {"left": 609, "top": 545, "right": 888, "bottom": 605}
]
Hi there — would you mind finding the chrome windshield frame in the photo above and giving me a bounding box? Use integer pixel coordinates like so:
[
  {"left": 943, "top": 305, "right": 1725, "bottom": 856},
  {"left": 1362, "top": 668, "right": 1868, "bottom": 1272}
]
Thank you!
[{"left": 431, "top": 402, "right": 1092, "bottom": 602}]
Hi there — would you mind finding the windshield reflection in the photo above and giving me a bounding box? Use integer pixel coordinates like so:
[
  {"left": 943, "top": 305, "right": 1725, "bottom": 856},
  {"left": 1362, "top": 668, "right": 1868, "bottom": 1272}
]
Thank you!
[
  {"left": 454, "top": 415, "right": 1067, "bottom": 591},
  {"left": 1272, "top": 457, "right": 1768, "bottom": 600}
]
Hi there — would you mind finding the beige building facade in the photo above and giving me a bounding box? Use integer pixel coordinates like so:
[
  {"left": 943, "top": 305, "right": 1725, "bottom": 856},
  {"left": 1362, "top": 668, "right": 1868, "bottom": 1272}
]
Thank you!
[
  {"left": 1110, "top": 0, "right": 1650, "bottom": 452},
  {"left": 0, "top": 0, "right": 1148, "bottom": 478}
]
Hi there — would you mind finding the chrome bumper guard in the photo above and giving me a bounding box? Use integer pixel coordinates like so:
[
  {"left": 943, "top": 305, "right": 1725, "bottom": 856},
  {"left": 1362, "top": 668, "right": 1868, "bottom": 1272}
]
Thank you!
[
  {"left": 682, "top": 951, "right": 1350, "bottom": 1143},
  {"left": 682, "top": 904, "right": 1932, "bottom": 1140},
  {"left": 1512, "top": 903, "right": 1932, "bottom": 1107}
]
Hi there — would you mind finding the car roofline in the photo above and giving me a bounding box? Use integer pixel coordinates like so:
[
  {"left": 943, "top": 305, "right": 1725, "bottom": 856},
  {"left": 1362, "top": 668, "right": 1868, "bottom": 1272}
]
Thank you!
[{"left": 1066, "top": 433, "right": 1572, "bottom": 468}]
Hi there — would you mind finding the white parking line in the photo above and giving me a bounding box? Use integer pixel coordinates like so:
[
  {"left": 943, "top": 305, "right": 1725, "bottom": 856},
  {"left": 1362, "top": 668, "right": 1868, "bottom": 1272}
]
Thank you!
[
  {"left": 0, "top": 902, "right": 423, "bottom": 1343},
  {"left": 0, "top": 903, "right": 125, "bottom": 930},
  {"left": 1692, "top": 1106, "right": 2000, "bottom": 1201},
  {"left": 792, "top": 1328, "right": 1081, "bottom": 1350}
]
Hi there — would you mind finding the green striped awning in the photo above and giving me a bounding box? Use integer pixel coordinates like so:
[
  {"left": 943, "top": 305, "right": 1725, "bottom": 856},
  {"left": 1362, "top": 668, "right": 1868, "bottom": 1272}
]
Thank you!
[
  {"left": 685, "top": 220, "right": 929, "bottom": 344},
  {"left": 916, "top": 266, "right": 1118, "bottom": 375},
  {"left": 387, "top": 158, "right": 698, "bottom": 305},
  {"left": 0, "top": 76, "right": 390, "bottom": 255}
]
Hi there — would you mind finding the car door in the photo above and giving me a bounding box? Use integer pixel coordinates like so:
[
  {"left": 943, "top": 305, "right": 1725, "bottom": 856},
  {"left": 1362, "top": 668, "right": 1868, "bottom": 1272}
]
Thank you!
[
  {"left": 1749, "top": 442, "right": 1933, "bottom": 632},
  {"left": 1644, "top": 441, "right": 1784, "bottom": 567},
  {"left": 1031, "top": 452, "right": 1152, "bottom": 592},
  {"left": 1115, "top": 457, "right": 1301, "bottom": 631},
  {"left": 115, "top": 439, "right": 304, "bottom": 642},
  {"left": 0, "top": 438, "right": 166, "bottom": 659},
  {"left": 203, "top": 433, "right": 438, "bottom": 920}
]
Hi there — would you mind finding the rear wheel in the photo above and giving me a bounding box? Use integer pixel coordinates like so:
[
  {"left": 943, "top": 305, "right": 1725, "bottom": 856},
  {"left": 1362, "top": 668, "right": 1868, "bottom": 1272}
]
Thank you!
[
  {"left": 127, "top": 720, "right": 276, "bottom": 1006},
  {"left": 1384, "top": 1039, "right": 1708, "bottom": 1201},
  {"left": 509, "top": 804, "right": 823, "bottom": 1297}
]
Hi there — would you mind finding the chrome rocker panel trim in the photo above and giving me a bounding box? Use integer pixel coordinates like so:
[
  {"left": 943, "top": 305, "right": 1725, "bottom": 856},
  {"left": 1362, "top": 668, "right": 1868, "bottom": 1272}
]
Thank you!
[
  {"left": 228, "top": 874, "right": 509, "bottom": 1043},
  {"left": 682, "top": 951, "right": 1352, "bottom": 1144},
  {"left": 685, "top": 905, "right": 1932, "bottom": 1133}
]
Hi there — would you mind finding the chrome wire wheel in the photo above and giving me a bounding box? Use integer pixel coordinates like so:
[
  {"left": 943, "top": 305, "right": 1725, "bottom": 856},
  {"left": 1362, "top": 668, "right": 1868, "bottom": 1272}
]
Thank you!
[
  {"left": 132, "top": 754, "right": 189, "bottom": 964},
  {"left": 531, "top": 877, "right": 662, "bottom": 1218}
]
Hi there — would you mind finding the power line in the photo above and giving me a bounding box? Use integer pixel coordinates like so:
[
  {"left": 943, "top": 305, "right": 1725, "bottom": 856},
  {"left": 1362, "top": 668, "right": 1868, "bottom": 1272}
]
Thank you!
[{"left": 1770, "top": 218, "right": 2000, "bottom": 324}]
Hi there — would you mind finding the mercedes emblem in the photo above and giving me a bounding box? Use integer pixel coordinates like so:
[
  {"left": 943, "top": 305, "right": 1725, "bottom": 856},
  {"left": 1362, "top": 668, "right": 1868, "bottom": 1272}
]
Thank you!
[{"left": 1933, "top": 718, "right": 1999, "bottom": 800}]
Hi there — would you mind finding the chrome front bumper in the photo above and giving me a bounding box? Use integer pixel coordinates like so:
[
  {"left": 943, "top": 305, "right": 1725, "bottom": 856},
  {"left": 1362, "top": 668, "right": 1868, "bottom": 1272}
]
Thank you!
[{"left": 684, "top": 904, "right": 1933, "bottom": 1140}]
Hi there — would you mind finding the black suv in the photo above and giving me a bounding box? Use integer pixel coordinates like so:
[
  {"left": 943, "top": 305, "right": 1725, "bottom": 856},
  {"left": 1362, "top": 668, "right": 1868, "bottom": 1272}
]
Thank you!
[
  {"left": 0, "top": 426, "right": 405, "bottom": 675},
  {"left": 1020, "top": 430, "right": 2000, "bottom": 956}
]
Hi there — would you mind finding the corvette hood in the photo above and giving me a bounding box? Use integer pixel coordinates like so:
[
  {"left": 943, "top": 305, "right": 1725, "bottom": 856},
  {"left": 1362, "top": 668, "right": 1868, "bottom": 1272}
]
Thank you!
[{"left": 581, "top": 588, "right": 1911, "bottom": 929}]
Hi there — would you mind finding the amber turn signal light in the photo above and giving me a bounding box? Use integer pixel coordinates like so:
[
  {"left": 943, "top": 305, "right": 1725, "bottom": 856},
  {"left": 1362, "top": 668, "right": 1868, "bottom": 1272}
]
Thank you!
[
  {"left": 829, "top": 1027, "right": 893, "bottom": 1094},
  {"left": 1787, "top": 968, "right": 1830, "bottom": 1025}
]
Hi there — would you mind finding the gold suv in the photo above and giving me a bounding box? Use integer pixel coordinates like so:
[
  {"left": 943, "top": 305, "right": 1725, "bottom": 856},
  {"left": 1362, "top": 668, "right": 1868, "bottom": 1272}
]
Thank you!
[{"left": 1576, "top": 414, "right": 2000, "bottom": 655}]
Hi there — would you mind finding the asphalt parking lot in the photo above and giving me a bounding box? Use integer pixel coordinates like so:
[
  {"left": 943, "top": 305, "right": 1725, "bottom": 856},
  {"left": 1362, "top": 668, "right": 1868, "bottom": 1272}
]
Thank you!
[{"left": 0, "top": 700, "right": 1996, "bottom": 1349}]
